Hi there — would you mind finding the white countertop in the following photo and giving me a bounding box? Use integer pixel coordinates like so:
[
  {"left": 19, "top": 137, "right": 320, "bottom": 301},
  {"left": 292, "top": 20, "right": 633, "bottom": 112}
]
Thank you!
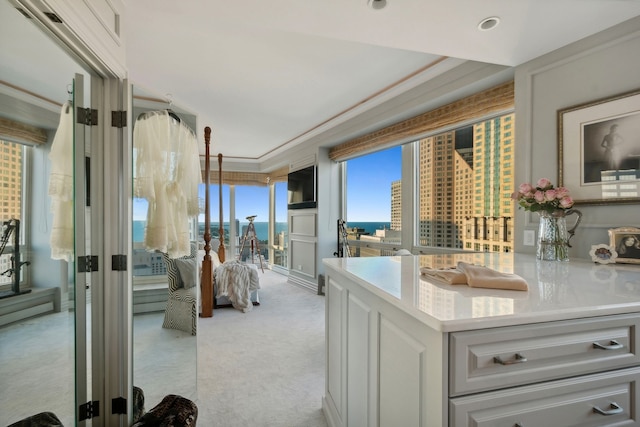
[{"left": 323, "top": 253, "right": 640, "bottom": 332}]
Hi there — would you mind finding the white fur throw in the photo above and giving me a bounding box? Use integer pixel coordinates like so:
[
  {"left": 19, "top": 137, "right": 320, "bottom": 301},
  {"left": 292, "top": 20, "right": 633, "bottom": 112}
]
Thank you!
[{"left": 214, "top": 260, "right": 260, "bottom": 313}]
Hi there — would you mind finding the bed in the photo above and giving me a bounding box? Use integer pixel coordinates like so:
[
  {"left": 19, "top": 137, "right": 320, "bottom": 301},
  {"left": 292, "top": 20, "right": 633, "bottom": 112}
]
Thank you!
[{"left": 200, "top": 127, "right": 260, "bottom": 316}]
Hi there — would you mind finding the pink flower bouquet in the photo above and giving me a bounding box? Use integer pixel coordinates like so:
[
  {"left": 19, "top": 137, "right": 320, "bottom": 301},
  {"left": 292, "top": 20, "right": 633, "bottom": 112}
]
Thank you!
[{"left": 511, "top": 178, "right": 574, "bottom": 213}]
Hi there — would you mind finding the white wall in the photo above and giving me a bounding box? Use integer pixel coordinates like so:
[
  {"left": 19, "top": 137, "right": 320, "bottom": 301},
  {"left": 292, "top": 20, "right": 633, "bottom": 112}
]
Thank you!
[{"left": 514, "top": 16, "right": 640, "bottom": 256}]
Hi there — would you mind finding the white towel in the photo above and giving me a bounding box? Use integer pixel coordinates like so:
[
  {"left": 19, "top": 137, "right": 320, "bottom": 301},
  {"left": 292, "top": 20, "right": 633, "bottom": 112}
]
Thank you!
[{"left": 421, "top": 262, "right": 528, "bottom": 291}]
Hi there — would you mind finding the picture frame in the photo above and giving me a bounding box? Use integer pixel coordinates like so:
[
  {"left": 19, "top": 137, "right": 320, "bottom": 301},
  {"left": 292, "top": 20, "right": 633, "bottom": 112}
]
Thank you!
[
  {"left": 588, "top": 244, "right": 617, "bottom": 264},
  {"left": 608, "top": 227, "right": 640, "bottom": 264},
  {"left": 558, "top": 89, "right": 640, "bottom": 205}
]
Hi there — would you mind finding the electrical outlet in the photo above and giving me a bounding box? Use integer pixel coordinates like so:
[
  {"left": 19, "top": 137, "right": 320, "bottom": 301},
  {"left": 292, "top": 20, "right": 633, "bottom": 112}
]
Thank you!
[{"left": 524, "top": 230, "right": 535, "bottom": 246}]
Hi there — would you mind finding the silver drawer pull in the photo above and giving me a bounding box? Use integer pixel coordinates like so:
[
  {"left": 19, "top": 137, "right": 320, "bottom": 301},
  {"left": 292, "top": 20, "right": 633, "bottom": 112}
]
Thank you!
[
  {"left": 593, "top": 340, "right": 623, "bottom": 350},
  {"left": 593, "top": 402, "right": 623, "bottom": 416},
  {"left": 493, "top": 353, "right": 527, "bottom": 365}
]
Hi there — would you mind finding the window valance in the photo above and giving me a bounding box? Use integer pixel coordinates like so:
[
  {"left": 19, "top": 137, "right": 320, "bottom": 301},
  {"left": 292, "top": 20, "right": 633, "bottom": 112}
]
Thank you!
[
  {"left": 201, "top": 165, "right": 289, "bottom": 186},
  {"left": 329, "top": 80, "right": 514, "bottom": 161},
  {"left": 0, "top": 117, "right": 48, "bottom": 146}
]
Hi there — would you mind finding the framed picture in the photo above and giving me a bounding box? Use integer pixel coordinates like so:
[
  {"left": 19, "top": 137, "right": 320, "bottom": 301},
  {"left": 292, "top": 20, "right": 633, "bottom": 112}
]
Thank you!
[
  {"left": 589, "top": 244, "right": 617, "bottom": 264},
  {"left": 608, "top": 227, "right": 640, "bottom": 264},
  {"left": 558, "top": 89, "right": 640, "bottom": 205}
]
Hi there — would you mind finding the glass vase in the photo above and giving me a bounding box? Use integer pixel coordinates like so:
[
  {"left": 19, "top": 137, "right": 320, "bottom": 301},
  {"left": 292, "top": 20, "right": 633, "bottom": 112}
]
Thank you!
[{"left": 536, "top": 209, "right": 582, "bottom": 261}]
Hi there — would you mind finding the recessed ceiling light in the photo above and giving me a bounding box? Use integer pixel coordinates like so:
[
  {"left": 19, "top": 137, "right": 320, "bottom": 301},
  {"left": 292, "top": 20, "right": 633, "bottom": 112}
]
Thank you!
[
  {"left": 478, "top": 16, "right": 500, "bottom": 31},
  {"left": 368, "top": 0, "right": 387, "bottom": 10}
]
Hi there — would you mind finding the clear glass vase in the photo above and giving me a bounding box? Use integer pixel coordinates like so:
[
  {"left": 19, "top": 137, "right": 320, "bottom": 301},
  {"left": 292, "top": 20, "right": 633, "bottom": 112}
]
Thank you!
[{"left": 536, "top": 209, "right": 582, "bottom": 261}]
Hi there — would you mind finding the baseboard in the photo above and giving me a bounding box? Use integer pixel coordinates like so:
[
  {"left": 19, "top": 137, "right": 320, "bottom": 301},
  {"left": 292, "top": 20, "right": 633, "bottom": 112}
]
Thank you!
[
  {"left": 0, "top": 287, "right": 57, "bottom": 327},
  {"left": 133, "top": 285, "right": 168, "bottom": 314},
  {"left": 287, "top": 274, "right": 316, "bottom": 293},
  {"left": 322, "top": 396, "right": 341, "bottom": 427}
]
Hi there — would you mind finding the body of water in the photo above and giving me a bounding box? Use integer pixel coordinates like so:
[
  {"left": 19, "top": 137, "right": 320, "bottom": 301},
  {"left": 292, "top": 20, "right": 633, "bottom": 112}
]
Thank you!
[
  {"left": 133, "top": 220, "right": 389, "bottom": 242},
  {"left": 345, "top": 221, "right": 391, "bottom": 235}
]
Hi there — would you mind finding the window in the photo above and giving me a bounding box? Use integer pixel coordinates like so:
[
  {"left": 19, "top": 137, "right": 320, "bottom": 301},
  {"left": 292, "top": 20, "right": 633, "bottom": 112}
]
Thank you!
[
  {"left": 236, "top": 185, "right": 269, "bottom": 263},
  {"left": 417, "top": 113, "right": 515, "bottom": 252},
  {"left": 273, "top": 181, "right": 288, "bottom": 268},
  {"left": 0, "top": 140, "right": 24, "bottom": 289},
  {"left": 344, "top": 146, "right": 401, "bottom": 257}
]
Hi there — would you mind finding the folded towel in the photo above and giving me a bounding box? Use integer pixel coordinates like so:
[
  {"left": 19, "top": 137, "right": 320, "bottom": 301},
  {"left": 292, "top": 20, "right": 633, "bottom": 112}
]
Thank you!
[
  {"left": 419, "top": 266, "right": 467, "bottom": 284},
  {"left": 456, "top": 261, "right": 528, "bottom": 291}
]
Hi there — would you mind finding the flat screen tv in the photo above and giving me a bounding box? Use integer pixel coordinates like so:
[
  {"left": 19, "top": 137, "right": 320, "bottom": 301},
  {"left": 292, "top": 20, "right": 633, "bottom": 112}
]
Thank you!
[{"left": 288, "top": 165, "right": 317, "bottom": 209}]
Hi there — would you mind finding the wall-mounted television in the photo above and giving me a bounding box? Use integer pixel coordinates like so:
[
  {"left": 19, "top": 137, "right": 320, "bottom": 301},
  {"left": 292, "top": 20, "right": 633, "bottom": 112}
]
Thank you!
[{"left": 288, "top": 165, "right": 317, "bottom": 209}]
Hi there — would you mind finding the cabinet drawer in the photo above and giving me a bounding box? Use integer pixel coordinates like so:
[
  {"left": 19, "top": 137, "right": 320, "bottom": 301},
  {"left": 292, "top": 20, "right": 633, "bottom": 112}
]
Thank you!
[
  {"left": 450, "top": 314, "right": 640, "bottom": 396},
  {"left": 450, "top": 367, "right": 640, "bottom": 427}
]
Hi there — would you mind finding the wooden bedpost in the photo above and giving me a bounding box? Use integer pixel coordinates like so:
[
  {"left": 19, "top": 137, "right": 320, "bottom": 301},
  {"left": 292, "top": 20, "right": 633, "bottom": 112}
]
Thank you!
[
  {"left": 217, "top": 153, "right": 226, "bottom": 263},
  {"left": 200, "top": 126, "right": 213, "bottom": 318}
]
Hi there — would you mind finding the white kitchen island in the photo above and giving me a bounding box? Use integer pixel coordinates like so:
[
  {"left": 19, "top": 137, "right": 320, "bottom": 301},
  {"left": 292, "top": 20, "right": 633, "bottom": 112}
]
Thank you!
[{"left": 322, "top": 252, "right": 640, "bottom": 427}]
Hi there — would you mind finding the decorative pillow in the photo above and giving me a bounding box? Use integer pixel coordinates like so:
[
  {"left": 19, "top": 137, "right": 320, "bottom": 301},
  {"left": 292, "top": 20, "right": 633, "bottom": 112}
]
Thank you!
[{"left": 175, "top": 257, "right": 197, "bottom": 289}]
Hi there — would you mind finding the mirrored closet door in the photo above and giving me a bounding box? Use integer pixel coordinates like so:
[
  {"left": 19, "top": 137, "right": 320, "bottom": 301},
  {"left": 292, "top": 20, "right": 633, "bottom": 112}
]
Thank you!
[{"left": 0, "top": 1, "right": 97, "bottom": 425}]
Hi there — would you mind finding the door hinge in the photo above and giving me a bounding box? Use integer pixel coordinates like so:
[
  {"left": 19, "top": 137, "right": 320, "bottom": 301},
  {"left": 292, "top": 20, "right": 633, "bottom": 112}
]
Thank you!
[
  {"left": 78, "top": 255, "right": 99, "bottom": 273},
  {"left": 112, "top": 396, "right": 127, "bottom": 415},
  {"left": 79, "top": 400, "right": 100, "bottom": 421},
  {"left": 77, "top": 107, "right": 98, "bottom": 126},
  {"left": 112, "top": 254, "right": 127, "bottom": 271},
  {"left": 111, "top": 110, "right": 127, "bottom": 128}
]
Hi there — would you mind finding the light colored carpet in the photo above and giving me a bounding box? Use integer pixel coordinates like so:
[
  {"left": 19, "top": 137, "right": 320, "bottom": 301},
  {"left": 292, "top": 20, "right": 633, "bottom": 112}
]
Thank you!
[
  {"left": 0, "top": 269, "right": 327, "bottom": 426},
  {"left": 196, "top": 269, "right": 328, "bottom": 427}
]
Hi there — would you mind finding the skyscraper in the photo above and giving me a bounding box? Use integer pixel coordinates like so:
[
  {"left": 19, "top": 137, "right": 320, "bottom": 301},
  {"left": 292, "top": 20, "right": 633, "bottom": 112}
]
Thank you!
[{"left": 417, "top": 113, "right": 515, "bottom": 252}]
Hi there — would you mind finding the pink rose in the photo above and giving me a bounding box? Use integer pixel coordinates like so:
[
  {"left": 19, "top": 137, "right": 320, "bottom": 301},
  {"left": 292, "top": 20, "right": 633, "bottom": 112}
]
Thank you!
[
  {"left": 534, "top": 190, "right": 545, "bottom": 203},
  {"left": 544, "top": 189, "right": 557, "bottom": 201},
  {"left": 536, "top": 178, "right": 551, "bottom": 189},
  {"left": 559, "top": 196, "right": 574, "bottom": 208},
  {"left": 519, "top": 183, "right": 533, "bottom": 195},
  {"left": 555, "top": 187, "right": 570, "bottom": 198},
  {"left": 510, "top": 192, "right": 520, "bottom": 200}
]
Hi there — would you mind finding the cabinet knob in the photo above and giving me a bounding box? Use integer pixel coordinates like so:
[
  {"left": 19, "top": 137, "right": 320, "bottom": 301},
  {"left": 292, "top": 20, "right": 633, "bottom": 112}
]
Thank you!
[
  {"left": 493, "top": 353, "right": 527, "bottom": 365},
  {"left": 593, "top": 340, "right": 623, "bottom": 350},
  {"left": 593, "top": 402, "right": 623, "bottom": 416}
]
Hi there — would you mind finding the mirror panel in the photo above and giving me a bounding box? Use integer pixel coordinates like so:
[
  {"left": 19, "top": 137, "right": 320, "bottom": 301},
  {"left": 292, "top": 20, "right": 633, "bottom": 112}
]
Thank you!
[
  {"left": 131, "top": 86, "right": 198, "bottom": 408},
  {"left": 0, "top": 1, "right": 94, "bottom": 425}
]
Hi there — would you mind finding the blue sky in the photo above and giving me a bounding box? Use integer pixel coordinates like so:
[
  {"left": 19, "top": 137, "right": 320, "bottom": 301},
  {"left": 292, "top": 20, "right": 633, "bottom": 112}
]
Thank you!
[
  {"left": 134, "top": 146, "right": 401, "bottom": 223},
  {"left": 346, "top": 146, "right": 401, "bottom": 222}
]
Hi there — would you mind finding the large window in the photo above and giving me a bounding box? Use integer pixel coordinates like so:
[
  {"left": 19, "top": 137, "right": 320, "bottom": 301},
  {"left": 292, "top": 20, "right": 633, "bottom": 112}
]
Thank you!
[
  {"left": 417, "top": 113, "right": 515, "bottom": 252},
  {"left": 339, "top": 112, "right": 515, "bottom": 255},
  {"left": 344, "top": 146, "right": 401, "bottom": 256}
]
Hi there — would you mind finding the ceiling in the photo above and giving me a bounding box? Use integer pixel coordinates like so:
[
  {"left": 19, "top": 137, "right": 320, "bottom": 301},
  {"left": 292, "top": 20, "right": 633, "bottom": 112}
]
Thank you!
[
  {"left": 124, "top": 0, "right": 640, "bottom": 165},
  {"left": 2, "top": 0, "right": 640, "bottom": 169}
]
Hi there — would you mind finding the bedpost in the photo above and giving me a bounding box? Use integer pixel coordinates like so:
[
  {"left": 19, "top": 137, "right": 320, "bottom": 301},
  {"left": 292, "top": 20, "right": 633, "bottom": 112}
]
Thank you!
[
  {"left": 200, "top": 126, "right": 213, "bottom": 317},
  {"left": 217, "top": 153, "right": 226, "bottom": 263}
]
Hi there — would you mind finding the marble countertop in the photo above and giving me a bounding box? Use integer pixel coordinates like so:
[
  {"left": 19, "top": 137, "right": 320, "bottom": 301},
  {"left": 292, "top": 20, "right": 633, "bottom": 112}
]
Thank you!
[{"left": 323, "top": 253, "right": 640, "bottom": 332}]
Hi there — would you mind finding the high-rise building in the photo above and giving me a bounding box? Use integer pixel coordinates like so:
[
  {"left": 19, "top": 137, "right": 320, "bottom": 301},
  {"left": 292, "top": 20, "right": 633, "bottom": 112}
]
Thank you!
[
  {"left": 0, "top": 141, "right": 22, "bottom": 222},
  {"left": 390, "top": 179, "right": 401, "bottom": 231},
  {"left": 466, "top": 114, "right": 515, "bottom": 252},
  {"left": 418, "top": 132, "right": 456, "bottom": 247},
  {"left": 417, "top": 113, "right": 515, "bottom": 251}
]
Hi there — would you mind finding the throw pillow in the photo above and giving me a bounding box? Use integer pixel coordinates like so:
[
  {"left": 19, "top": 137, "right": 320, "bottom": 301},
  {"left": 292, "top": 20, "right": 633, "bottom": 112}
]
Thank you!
[{"left": 175, "top": 257, "right": 197, "bottom": 289}]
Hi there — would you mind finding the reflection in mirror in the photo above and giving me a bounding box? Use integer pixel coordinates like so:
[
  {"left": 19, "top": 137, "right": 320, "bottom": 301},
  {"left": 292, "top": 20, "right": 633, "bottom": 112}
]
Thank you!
[
  {"left": 131, "top": 86, "right": 198, "bottom": 408},
  {"left": 0, "top": 1, "right": 92, "bottom": 425}
]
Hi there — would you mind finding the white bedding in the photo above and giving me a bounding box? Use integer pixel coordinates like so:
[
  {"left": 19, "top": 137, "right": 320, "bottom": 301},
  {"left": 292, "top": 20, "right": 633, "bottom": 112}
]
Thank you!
[{"left": 214, "top": 260, "right": 260, "bottom": 313}]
